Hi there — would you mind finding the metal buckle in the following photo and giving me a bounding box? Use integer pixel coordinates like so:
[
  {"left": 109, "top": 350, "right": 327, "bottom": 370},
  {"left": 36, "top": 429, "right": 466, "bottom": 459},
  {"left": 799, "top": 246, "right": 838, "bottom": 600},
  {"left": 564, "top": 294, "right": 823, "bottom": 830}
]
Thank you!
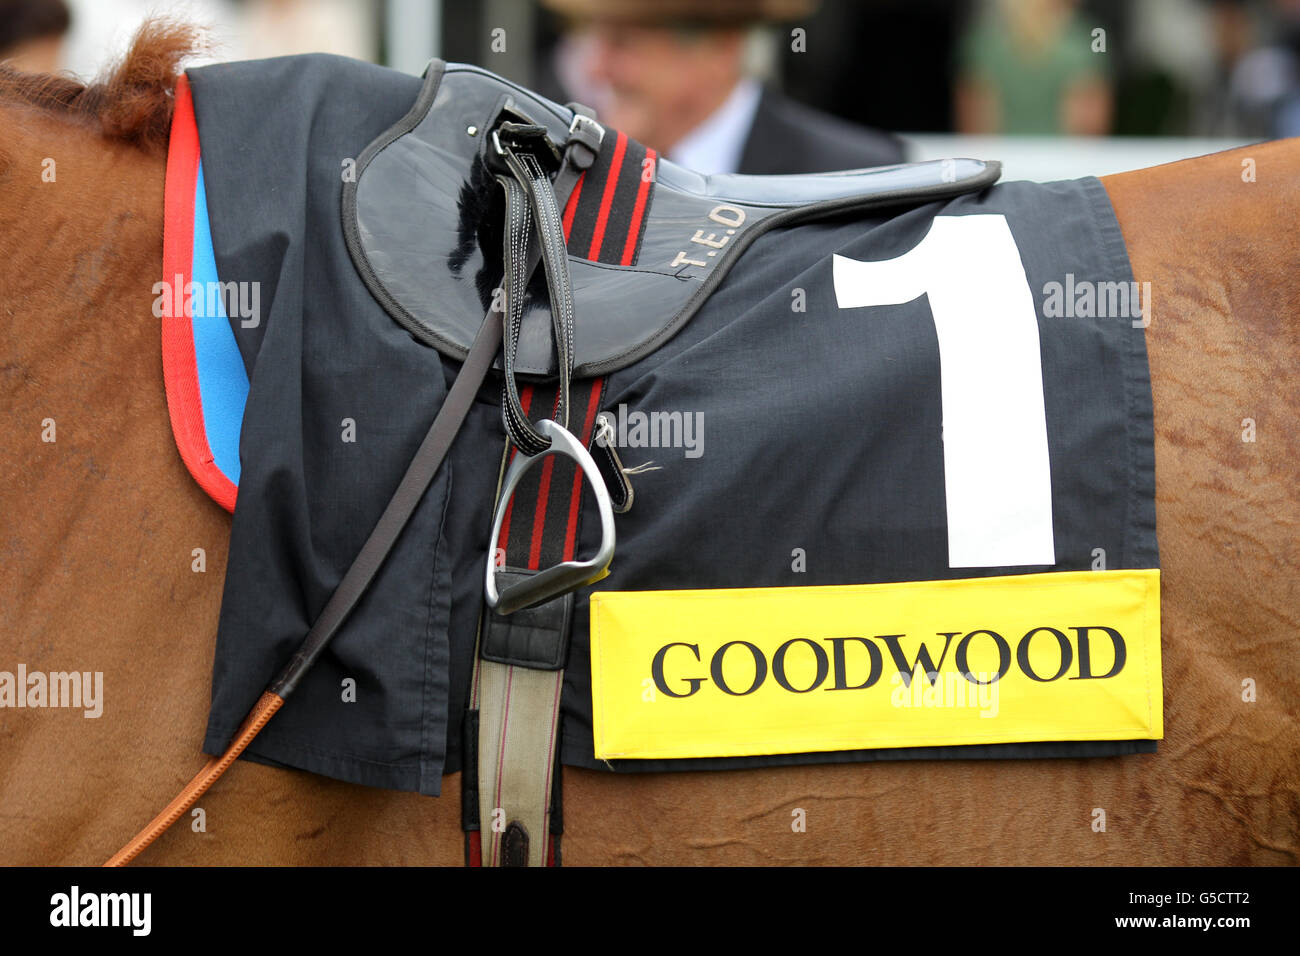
[
  {"left": 485, "top": 419, "right": 616, "bottom": 615},
  {"left": 492, "top": 121, "right": 562, "bottom": 166},
  {"left": 568, "top": 112, "right": 605, "bottom": 146}
]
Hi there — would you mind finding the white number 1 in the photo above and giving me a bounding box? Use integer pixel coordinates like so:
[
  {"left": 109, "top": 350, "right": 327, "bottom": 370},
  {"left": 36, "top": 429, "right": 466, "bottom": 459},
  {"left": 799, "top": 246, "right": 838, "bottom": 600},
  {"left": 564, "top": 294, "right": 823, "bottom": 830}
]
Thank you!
[{"left": 832, "top": 214, "right": 1055, "bottom": 569}]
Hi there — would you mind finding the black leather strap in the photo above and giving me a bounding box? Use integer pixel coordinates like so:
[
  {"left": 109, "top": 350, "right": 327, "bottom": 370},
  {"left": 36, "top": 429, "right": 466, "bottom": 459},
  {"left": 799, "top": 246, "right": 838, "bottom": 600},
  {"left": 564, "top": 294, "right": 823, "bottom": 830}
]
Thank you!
[
  {"left": 496, "top": 122, "right": 594, "bottom": 456},
  {"left": 480, "top": 570, "right": 574, "bottom": 669},
  {"left": 501, "top": 822, "right": 529, "bottom": 867},
  {"left": 498, "top": 172, "right": 545, "bottom": 453}
]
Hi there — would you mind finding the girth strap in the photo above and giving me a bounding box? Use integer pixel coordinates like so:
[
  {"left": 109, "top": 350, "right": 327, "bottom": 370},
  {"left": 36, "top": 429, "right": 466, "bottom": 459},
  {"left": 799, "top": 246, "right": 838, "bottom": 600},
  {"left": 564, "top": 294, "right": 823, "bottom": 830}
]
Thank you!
[
  {"left": 473, "top": 660, "right": 566, "bottom": 866},
  {"left": 468, "top": 110, "right": 664, "bottom": 867},
  {"left": 469, "top": 379, "right": 606, "bottom": 867},
  {"left": 468, "top": 108, "right": 624, "bottom": 868}
]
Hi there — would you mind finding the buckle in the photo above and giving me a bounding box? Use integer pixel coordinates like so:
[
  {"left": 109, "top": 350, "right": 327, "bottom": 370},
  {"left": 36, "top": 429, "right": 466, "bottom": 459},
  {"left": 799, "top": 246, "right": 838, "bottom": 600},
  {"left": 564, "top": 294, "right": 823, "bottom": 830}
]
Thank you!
[
  {"left": 485, "top": 419, "right": 616, "bottom": 615},
  {"left": 568, "top": 112, "right": 605, "bottom": 147},
  {"left": 492, "top": 121, "right": 562, "bottom": 166}
]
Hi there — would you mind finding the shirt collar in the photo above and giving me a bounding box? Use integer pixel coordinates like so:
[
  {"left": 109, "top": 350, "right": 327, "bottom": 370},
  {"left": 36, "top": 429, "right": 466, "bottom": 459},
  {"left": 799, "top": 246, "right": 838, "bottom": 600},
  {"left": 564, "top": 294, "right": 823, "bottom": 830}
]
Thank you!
[{"left": 666, "top": 78, "right": 763, "bottom": 176}]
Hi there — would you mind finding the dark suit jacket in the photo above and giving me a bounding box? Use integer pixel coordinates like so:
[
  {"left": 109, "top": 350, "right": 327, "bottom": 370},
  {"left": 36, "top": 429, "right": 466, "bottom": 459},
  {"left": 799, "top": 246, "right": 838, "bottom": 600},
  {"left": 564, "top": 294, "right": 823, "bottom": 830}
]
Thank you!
[{"left": 737, "top": 88, "right": 906, "bottom": 174}]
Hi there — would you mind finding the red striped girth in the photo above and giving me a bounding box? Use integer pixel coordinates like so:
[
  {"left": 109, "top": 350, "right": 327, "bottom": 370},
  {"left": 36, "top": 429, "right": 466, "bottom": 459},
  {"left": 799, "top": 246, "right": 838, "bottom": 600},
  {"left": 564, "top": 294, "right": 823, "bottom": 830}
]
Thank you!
[{"left": 465, "top": 127, "right": 656, "bottom": 867}]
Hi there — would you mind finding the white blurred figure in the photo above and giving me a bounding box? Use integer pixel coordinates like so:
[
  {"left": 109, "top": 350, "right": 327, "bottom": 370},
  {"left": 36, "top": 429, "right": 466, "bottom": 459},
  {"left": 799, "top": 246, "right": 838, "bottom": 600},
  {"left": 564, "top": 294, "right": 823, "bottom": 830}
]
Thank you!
[{"left": 59, "top": 0, "right": 379, "bottom": 80}]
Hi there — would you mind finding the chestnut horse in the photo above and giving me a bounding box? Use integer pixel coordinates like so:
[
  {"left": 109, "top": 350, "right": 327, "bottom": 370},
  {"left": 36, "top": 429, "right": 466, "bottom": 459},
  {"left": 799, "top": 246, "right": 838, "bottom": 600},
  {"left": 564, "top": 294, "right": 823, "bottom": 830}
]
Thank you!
[{"left": 1, "top": 25, "right": 1295, "bottom": 865}]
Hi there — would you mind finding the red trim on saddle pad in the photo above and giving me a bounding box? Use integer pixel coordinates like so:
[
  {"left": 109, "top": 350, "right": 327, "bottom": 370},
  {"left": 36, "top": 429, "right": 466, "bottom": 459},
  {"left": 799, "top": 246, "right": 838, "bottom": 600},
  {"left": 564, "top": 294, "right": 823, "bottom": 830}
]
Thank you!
[{"left": 161, "top": 74, "right": 237, "bottom": 513}]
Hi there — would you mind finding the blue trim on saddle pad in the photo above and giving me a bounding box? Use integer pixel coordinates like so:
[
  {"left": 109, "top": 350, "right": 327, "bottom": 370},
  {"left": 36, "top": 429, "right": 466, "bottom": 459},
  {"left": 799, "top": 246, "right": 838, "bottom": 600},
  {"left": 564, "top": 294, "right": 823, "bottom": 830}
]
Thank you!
[{"left": 190, "top": 161, "right": 247, "bottom": 490}]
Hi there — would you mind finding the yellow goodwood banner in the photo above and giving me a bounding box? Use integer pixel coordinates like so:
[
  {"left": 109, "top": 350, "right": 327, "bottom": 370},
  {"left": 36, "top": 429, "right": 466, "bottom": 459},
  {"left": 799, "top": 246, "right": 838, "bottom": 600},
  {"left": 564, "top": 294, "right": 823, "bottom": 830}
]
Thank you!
[{"left": 589, "top": 569, "right": 1161, "bottom": 760}]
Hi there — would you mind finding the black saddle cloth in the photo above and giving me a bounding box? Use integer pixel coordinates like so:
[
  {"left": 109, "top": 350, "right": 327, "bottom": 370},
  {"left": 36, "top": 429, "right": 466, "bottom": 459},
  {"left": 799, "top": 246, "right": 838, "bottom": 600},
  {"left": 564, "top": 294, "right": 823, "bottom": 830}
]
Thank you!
[{"left": 191, "top": 54, "right": 1157, "bottom": 796}]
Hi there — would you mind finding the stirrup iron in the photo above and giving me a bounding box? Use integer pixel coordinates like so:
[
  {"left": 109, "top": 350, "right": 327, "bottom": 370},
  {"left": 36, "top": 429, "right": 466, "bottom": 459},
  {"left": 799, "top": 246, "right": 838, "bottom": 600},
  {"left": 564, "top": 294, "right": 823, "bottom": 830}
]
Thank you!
[{"left": 485, "top": 419, "right": 616, "bottom": 615}]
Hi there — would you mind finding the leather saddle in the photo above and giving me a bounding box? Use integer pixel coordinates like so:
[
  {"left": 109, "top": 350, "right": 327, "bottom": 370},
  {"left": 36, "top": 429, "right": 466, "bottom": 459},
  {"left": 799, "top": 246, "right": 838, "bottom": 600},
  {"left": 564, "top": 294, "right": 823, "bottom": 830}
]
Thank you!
[{"left": 343, "top": 60, "right": 1000, "bottom": 378}]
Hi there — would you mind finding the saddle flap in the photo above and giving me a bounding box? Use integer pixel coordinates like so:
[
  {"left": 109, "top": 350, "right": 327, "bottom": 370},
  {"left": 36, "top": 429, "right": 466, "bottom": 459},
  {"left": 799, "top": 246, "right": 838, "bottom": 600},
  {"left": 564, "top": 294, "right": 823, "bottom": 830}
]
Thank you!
[{"left": 344, "top": 60, "right": 1000, "bottom": 378}]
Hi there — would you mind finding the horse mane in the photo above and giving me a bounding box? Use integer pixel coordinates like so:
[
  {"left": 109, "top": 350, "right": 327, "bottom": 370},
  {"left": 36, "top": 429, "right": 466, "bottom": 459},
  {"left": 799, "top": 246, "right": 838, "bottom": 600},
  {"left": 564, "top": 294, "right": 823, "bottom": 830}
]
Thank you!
[{"left": 0, "top": 19, "right": 199, "bottom": 152}]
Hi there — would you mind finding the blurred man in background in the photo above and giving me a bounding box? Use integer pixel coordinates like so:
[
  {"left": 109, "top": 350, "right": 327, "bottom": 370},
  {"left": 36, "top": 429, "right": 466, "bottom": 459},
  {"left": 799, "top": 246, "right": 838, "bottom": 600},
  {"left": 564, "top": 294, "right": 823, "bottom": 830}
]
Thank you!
[
  {"left": 0, "top": 0, "right": 69, "bottom": 72},
  {"left": 544, "top": 0, "right": 905, "bottom": 174}
]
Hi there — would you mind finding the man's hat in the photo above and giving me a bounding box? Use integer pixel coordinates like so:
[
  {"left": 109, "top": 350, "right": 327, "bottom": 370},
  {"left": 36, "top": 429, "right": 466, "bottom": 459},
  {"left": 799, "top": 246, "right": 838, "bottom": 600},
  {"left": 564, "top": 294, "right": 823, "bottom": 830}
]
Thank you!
[{"left": 541, "top": 0, "right": 818, "bottom": 25}]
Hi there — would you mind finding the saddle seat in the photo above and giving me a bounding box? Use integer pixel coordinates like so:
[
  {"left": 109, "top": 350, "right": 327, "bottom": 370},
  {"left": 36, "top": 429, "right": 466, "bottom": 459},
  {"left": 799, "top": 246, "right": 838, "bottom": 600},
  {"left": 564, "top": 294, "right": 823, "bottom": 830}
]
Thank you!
[{"left": 344, "top": 60, "right": 1000, "bottom": 378}]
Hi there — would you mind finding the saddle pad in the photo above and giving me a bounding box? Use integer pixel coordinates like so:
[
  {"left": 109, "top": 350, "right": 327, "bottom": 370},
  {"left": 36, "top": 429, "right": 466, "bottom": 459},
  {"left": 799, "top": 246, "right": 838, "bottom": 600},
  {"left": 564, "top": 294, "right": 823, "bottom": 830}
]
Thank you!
[{"left": 174, "top": 55, "right": 1158, "bottom": 796}]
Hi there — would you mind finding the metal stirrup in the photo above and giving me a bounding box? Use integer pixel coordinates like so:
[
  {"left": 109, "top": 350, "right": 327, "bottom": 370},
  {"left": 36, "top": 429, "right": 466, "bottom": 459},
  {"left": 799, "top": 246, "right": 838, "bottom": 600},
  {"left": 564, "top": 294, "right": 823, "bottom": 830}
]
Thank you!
[
  {"left": 485, "top": 419, "right": 616, "bottom": 614},
  {"left": 485, "top": 114, "right": 615, "bottom": 615}
]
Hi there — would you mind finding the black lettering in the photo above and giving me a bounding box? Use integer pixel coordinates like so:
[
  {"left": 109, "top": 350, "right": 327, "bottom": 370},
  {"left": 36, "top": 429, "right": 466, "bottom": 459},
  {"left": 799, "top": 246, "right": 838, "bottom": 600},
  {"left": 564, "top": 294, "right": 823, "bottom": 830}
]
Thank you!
[
  {"left": 825, "top": 636, "right": 883, "bottom": 690},
  {"left": 710, "top": 641, "right": 767, "bottom": 696},
  {"left": 772, "top": 638, "right": 830, "bottom": 693},
  {"left": 955, "top": 630, "right": 1011, "bottom": 684},
  {"left": 882, "top": 633, "right": 956, "bottom": 688},
  {"left": 1071, "top": 626, "right": 1126, "bottom": 679},
  {"left": 1016, "top": 627, "right": 1073, "bottom": 682},
  {"left": 651, "top": 643, "right": 704, "bottom": 698}
]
